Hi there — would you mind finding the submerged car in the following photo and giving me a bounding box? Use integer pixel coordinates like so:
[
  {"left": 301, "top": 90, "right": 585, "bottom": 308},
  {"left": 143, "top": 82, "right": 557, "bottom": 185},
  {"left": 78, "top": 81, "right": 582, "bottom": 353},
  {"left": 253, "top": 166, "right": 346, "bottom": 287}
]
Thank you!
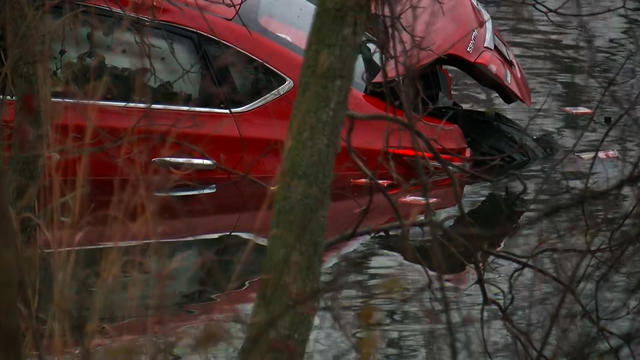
[{"left": 1, "top": 0, "right": 538, "bottom": 248}]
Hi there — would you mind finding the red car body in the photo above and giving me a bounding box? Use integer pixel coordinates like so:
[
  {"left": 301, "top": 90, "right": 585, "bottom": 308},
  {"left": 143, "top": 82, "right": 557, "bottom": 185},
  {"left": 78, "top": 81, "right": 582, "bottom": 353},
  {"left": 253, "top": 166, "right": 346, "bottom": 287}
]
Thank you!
[{"left": 1, "top": 0, "right": 530, "bottom": 249}]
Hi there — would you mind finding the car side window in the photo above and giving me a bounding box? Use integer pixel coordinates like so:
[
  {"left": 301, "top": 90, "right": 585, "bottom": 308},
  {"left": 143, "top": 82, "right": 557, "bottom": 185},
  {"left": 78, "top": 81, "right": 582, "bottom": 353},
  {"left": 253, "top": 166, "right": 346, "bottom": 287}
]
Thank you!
[
  {"left": 49, "top": 8, "right": 287, "bottom": 110},
  {"left": 50, "top": 11, "right": 204, "bottom": 106},
  {"left": 201, "top": 37, "right": 286, "bottom": 109}
]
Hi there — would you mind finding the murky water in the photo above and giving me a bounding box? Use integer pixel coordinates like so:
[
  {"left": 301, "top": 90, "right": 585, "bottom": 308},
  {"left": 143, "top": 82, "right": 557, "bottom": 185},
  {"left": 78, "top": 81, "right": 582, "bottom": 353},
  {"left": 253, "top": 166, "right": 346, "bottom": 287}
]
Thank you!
[{"left": 58, "top": 1, "right": 640, "bottom": 358}]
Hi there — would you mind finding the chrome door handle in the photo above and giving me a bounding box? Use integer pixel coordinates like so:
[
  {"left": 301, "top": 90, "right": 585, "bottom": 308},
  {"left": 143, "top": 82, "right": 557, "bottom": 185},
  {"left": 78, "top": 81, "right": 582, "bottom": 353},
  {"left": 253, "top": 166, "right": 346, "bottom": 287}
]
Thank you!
[
  {"left": 152, "top": 157, "right": 217, "bottom": 171},
  {"left": 154, "top": 184, "right": 217, "bottom": 197}
]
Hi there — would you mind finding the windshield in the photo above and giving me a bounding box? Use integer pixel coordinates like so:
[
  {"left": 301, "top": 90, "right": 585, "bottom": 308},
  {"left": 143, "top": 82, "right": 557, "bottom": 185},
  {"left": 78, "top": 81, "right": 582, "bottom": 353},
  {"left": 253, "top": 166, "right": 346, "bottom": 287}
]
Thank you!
[{"left": 236, "top": 0, "right": 381, "bottom": 91}]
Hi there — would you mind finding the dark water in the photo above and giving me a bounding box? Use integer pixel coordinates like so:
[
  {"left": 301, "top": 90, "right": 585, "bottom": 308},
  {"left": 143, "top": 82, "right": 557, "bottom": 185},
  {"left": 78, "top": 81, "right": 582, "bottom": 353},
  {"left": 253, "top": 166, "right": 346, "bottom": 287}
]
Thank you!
[{"left": 79, "top": 1, "right": 640, "bottom": 358}]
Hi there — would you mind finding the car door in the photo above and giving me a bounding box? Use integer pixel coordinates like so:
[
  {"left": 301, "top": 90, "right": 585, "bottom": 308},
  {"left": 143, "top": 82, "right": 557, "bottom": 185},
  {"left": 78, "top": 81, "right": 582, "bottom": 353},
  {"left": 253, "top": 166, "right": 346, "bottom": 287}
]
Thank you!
[{"left": 45, "top": 5, "right": 290, "bottom": 247}]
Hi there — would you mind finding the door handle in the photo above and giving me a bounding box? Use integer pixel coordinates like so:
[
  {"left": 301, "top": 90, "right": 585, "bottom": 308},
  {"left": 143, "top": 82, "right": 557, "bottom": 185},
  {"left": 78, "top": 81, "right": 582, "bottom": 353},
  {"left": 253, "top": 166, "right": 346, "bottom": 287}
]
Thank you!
[
  {"left": 154, "top": 184, "right": 217, "bottom": 197},
  {"left": 152, "top": 157, "right": 217, "bottom": 171}
]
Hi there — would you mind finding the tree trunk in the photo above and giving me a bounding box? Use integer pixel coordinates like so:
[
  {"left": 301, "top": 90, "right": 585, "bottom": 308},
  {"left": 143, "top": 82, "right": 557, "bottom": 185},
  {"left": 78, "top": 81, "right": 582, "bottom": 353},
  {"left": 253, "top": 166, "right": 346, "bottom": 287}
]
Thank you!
[
  {"left": 0, "top": 1, "right": 48, "bottom": 357},
  {"left": 4, "top": 0, "right": 48, "bottom": 216},
  {"left": 0, "top": 169, "right": 21, "bottom": 360},
  {"left": 239, "top": 0, "right": 369, "bottom": 358}
]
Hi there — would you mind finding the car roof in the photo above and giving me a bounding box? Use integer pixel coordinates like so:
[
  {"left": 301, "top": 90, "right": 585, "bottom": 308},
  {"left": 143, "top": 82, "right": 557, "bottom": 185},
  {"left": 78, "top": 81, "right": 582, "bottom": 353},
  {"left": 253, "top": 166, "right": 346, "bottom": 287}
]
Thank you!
[{"left": 84, "top": 0, "right": 244, "bottom": 21}]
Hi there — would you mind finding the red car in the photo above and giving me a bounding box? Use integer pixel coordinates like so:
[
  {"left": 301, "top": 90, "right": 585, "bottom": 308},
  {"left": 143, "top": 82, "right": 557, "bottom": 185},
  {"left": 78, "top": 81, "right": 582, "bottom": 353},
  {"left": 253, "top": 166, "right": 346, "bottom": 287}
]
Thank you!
[{"left": 1, "top": 0, "right": 532, "bottom": 249}]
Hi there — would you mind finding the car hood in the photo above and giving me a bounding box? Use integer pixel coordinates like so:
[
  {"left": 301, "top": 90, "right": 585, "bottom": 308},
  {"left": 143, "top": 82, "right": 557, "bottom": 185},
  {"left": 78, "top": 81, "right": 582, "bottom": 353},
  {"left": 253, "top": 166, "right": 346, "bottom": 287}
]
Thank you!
[{"left": 372, "top": 0, "right": 531, "bottom": 105}]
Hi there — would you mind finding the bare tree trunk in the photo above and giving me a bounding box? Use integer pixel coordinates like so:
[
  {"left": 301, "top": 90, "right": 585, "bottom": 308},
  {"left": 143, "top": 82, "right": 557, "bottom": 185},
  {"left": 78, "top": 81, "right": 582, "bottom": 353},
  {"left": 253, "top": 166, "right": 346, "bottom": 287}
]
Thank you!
[
  {"left": 239, "top": 0, "right": 370, "bottom": 358},
  {"left": 0, "top": 1, "right": 48, "bottom": 357},
  {"left": 4, "top": 0, "right": 47, "bottom": 215},
  {"left": 0, "top": 169, "right": 21, "bottom": 360}
]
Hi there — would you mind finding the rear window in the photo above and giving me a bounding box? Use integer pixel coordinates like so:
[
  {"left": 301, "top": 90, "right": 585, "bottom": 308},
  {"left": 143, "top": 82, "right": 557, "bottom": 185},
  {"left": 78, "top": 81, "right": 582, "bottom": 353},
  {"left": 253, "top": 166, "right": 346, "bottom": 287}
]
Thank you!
[
  {"left": 236, "top": 0, "right": 381, "bottom": 92},
  {"left": 237, "top": 0, "right": 316, "bottom": 54}
]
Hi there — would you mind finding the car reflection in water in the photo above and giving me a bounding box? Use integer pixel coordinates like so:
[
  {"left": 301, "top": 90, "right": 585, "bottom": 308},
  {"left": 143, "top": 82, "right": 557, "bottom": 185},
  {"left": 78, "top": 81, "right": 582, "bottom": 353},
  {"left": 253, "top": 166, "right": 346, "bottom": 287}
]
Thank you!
[
  {"left": 38, "top": 186, "right": 525, "bottom": 349},
  {"left": 374, "top": 191, "right": 525, "bottom": 275}
]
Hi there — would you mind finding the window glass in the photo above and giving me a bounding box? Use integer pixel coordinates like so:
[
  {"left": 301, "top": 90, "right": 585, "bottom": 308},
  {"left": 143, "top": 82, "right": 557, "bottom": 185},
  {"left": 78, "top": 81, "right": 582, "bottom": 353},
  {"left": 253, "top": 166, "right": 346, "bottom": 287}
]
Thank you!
[
  {"left": 49, "top": 9, "right": 286, "bottom": 109},
  {"left": 201, "top": 37, "right": 286, "bottom": 109},
  {"left": 236, "top": 0, "right": 316, "bottom": 53},
  {"left": 50, "top": 12, "right": 203, "bottom": 106},
  {"left": 236, "top": 0, "right": 382, "bottom": 93}
]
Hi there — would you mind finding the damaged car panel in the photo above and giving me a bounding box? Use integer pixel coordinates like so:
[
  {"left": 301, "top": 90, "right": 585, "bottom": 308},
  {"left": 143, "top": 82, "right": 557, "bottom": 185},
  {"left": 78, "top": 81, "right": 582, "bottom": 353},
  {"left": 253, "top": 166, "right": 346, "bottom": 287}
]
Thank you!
[
  {"left": 369, "top": 0, "right": 531, "bottom": 105},
  {"left": 234, "top": 0, "right": 530, "bottom": 104}
]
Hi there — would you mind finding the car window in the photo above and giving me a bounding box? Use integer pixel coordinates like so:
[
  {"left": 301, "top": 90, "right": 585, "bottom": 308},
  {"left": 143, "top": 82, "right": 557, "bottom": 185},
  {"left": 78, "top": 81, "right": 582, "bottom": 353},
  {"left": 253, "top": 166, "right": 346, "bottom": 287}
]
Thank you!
[
  {"left": 50, "top": 12, "right": 203, "bottom": 106},
  {"left": 237, "top": 0, "right": 316, "bottom": 53},
  {"left": 200, "top": 37, "right": 286, "bottom": 109},
  {"left": 236, "top": 0, "right": 381, "bottom": 93},
  {"left": 49, "top": 9, "right": 286, "bottom": 110}
]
